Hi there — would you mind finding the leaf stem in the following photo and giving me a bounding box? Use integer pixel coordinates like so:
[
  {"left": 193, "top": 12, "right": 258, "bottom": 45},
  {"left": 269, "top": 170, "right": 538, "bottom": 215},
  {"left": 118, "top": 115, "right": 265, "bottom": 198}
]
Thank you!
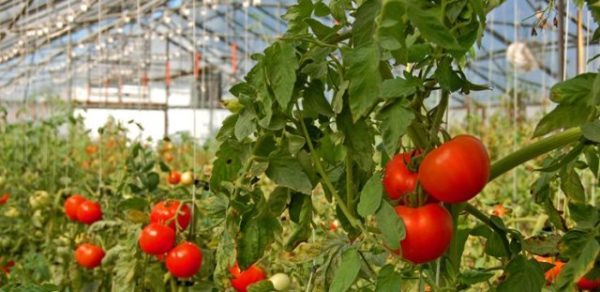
[
  {"left": 297, "top": 115, "right": 361, "bottom": 229},
  {"left": 345, "top": 149, "right": 355, "bottom": 217},
  {"left": 464, "top": 203, "right": 512, "bottom": 258},
  {"left": 489, "top": 128, "right": 582, "bottom": 181},
  {"left": 428, "top": 90, "right": 449, "bottom": 147}
]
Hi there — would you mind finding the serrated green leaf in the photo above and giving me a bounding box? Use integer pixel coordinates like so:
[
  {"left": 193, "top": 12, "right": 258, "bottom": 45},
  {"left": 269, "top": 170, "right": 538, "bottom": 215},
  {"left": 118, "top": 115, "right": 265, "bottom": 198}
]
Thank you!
[
  {"left": 238, "top": 210, "right": 282, "bottom": 269},
  {"left": 380, "top": 77, "right": 421, "bottom": 99},
  {"left": 234, "top": 109, "right": 257, "bottom": 141},
  {"left": 556, "top": 235, "right": 600, "bottom": 291},
  {"left": 375, "top": 264, "right": 402, "bottom": 291},
  {"left": 582, "top": 120, "right": 600, "bottom": 142},
  {"left": 266, "top": 154, "right": 313, "bottom": 194},
  {"left": 358, "top": 173, "right": 383, "bottom": 218},
  {"left": 329, "top": 248, "right": 362, "bottom": 292},
  {"left": 375, "top": 201, "right": 405, "bottom": 250},
  {"left": 377, "top": 100, "right": 415, "bottom": 156},
  {"left": 497, "top": 255, "right": 545, "bottom": 292},
  {"left": 264, "top": 41, "right": 298, "bottom": 109},
  {"left": 406, "top": 3, "right": 461, "bottom": 50},
  {"left": 534, "top": 103, "right": 596, "bottom": 137},
  {"left": 560, "top": 167, "right": 585, "bottom": 203},
  {"left": 343, "top": 43, "right": 381, "bottom": 122}
]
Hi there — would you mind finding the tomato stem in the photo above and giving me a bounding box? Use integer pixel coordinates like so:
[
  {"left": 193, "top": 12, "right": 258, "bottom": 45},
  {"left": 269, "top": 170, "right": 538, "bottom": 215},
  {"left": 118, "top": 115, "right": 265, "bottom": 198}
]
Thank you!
[
  {"left": 489, "top": 128, "right": 582, "bottom": 182},
  {"left": 295, "top": 104, "right": 365, "bottom": 232}
]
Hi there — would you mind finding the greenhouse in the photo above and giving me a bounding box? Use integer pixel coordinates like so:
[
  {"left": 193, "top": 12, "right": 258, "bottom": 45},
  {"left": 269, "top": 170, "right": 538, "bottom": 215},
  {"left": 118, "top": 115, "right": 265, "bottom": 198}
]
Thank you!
[{"left": 1, "top": 0, "right": 600, "bottom": 291}]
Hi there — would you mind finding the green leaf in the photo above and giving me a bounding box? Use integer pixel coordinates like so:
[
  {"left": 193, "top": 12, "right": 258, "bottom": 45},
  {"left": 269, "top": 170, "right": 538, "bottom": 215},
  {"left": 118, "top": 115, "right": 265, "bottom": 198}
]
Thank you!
[
  {"left": 216, "top": 114, "right": 239, "bottom": 141},
  {"left": 458, "top": 269, "right": 494, "bottom": 285},
  {"left": 375, "top": 264, "right": 402, "bottom": 292},
  {"left": 377, "top": 100, "right": 415, "bottom": 156},
  {"left": 332, "top": 80, "right": 348, "bottom": 114},
  {"left": 145, "top": 172, "right": 159, "bottom": 191},
  {"left": 556, "top": 236, "right": 600, "bottom": 291},
  {"left": 435, "top": 58, "right": 463, "bottom": 92},
  {"left": 568, "top": 203, "right": 599, "bottom": 229},
  {"left": 264, "top": 41, "right": 298, "bottom": 109},
  {"left": 352, "top": 0, "right": 380, "bottom": 46},
  {"left": 376, "top": 0, "right": 407, "bottom": 51},
  {"left": 337, "top": 109, "right": 375, "bottom": 171},
  {"left": 584, "top": 146, "right": 599, "bottom": 177},
  {"left": 268, "top": 187, "right": 291, "bottom": 215},
  {"left": 357, "top": 173, "right": 383, "bottom": 218},
  {"left": 329, "top": 248, "right": 362, "bottom": 292},
  {"left": 380, "top": 77, "right": 421, "bottom": 99},
  {"left": 237, "top": 210, "right": 282, "bottom": 269},
  {"left": 533, "top": 103, "right": 596, "bottom": 137},
  {"left": 305, "top": 18, "right": 336, "bottom": 39},
  {"left": 560, "top": 167, "right": 585, "bottom": 203},
  {"left": 343, "top": 43, "right": 382, "bottom": 122},
  {"left": 247, "top": 280, "right": 275, "bottom": 292},
  {"left": 118, "top": 198, "right": 148, "bottom": 211},
  {"left": 285, "top": 132, "right": 306, "bottom": 155},
  {"left": 497, "top": 255, "right": 545, "bottom": 292},
  {"left": 375, "top": 201, "right": 405, "bottom": 250},
  {"left": 523, "top": 235, "right": 561, "bottom": 256},
  {"left": 550, "top": 73, "right": 598, "bottom": 105},
  {"left": 582, "top": 120, "right": 600, "bottom": 143},
  {"left": 266, "top": 154, "right": 313, "bottom": 194},
  {"left": 405, "top": 3, "right": 461, "bottom": 50},
  {"left": 303, "top": 80, "right": 334, "bottom": 118},
  {"left": 210, "top": 140, "right": 244, "bottom": 193},
  {"left": 283, "top": 0, "right": 313, "bottom": 36},
  {"left": 235, "top": 108, "right": 257, "bottom": 141}
]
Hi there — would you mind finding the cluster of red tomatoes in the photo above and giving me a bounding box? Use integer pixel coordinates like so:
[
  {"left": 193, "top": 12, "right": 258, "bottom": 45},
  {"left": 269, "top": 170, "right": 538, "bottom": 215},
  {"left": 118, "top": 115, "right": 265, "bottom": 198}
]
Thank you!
[
  {"left": 138, "top": 200, "right": 203, "bottom": 279},
  {"left": 383, "top": 135, "right": 490, "bottom": 263},
  {"left": 536, "top": 256, "right": 600, "bottom": 290},
  {"left": 64, "top": 194, "right": 105, "bottom": 269}
]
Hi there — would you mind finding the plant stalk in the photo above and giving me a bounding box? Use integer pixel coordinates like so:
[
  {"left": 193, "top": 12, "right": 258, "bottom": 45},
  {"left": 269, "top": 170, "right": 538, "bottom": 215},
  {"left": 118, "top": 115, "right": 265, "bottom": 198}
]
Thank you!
[
  {"left": 464, "top": 203, "right": 512, "bottom": 258},
  {"left": 489, "top": 128, "right": 582, "bottom": 182}
]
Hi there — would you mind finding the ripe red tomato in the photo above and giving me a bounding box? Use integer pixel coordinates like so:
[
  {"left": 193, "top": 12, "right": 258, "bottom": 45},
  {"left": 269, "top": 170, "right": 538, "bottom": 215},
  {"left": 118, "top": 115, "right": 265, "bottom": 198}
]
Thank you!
[
  {"left": 150, "top": 201, "right": 191, "bottom": 231},
  {"left": 418, "top": 135, "right": 490, "bottom": 203},
  {"left": 64, "top": 194, "right": 86, "bottom": 221},
  {"left": 168, "top": 171, "right": 181, "bottom": 185},
  {"left": 1, "top": 260, "right": 14, "bottom": 274},
  {"left": 230, "top": 262, "right": 267, "bottom": 292},
  {"left": 578, "top": 277, "right": 600, "bottom": 290},
  {"left": 75, "top": 243, "right": 105, "bottom": 269},
  {"left": 85, "top": 144, "right": 98, "bottom": 155},
  {"left": 535, "top": 256, "right": 564, "bottom": 283},
  {"left": 77, "top": 200, "right": 103, "bottom": 224},
  {"left": 383, "top": 152, "right": 419, "bottom": 200},
  {"left": 0, "top": 193, "right": 9, "bottom": 205},
  {"left": 138, "top": 223, "right": 176, "bottom": 255},
  {"left": 394, "top": 204, "right": 453, "bottom": 264},
  {"left": 166, "top": 242, "right": 203, "bottom": 278}
]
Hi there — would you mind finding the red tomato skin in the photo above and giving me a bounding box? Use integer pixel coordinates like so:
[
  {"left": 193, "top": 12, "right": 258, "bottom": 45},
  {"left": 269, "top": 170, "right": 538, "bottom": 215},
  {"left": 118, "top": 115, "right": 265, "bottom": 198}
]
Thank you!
[
  {"left": 1, "top": 260, "right": 14, "bottom": 274},
  {"left": 383, "top": 152, "right": 419, "bottom": 200},
  {"left": 578, "top": 277, "right": 600, "bottom": 290},
  {"left": 230, "top": 263, "right": 267, "bottom": 292},
  {"left": 168, "top": 171, "right": 181, "bottom": 185},
  {"left": 166, "top": 242, "right": 203, "bottom": 278},
  {"left": 0, "top": 193, "right": 9, "bottom": 205},
  {"left": 394, "top": 204, "right": 453, "bottom": 264},
  {"left": 418, "top": 135, "right": 490, "bottom": 203},
  {"left": 138, "top": 223, "right": 176, "bottom": 255},
  {"left": 64, "top": 194, "right": 86, "bottom": 221},
  {"left": 76, "top": 200, "right": 103, "bottom": 224},
  {"left": 75, "top": 243, "right": 105, "bottom": 269},
  {"left": 150, "top": 201, "right": 191, "bottom": 231}
]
